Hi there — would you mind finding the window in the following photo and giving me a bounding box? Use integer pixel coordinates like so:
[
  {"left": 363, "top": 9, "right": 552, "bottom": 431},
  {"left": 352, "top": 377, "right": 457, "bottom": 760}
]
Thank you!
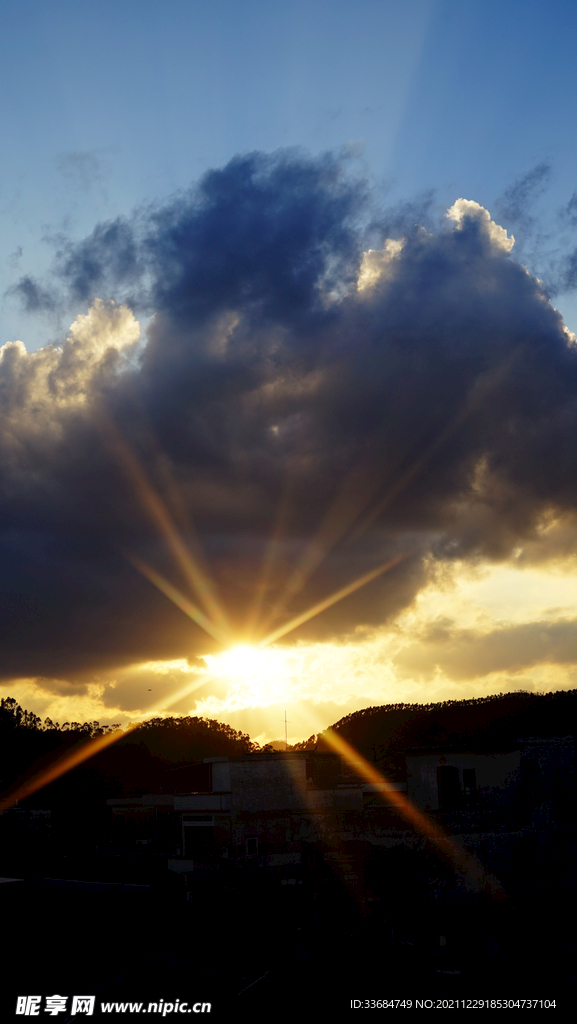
[
  {"left": 182, "top": 815, "right": 215, "bottom": 860},
  {"left": 245, "top": 837, "right": 258, "bottom": 856},
  {"left": 436, "top": 765, "right": 461, "bottom": 810},
  {"left": 463, "top": 768, "right": 477, "bottom": 805}
]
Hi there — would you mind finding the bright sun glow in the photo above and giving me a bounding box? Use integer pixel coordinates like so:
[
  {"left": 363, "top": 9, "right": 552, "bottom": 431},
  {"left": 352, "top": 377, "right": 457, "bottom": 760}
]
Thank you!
[
  {"left": 207, "top": 643, "right": 297, "bottom": 684},
  {"left": 206, "top": 644, "right": 278, "bottom": 681},
  {"left": 200, "top": 643, "right": 299, "bottom": 709}
]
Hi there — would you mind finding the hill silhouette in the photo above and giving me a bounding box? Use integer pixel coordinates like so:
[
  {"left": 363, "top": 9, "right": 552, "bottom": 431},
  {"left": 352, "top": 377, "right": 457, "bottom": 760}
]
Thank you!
[
  {"left": 1, "top": 689, "right": 576, "bottom": 802},
  {"left": 0, "top": 698, "right": 258, "bottom": 803},
  {"left": 292, "top": 689, "right": 577, "bottom": 777}
]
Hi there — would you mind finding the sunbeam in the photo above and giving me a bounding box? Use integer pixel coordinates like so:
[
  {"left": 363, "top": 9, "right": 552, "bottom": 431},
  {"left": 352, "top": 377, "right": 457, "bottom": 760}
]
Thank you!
[
  {"left": 0, "top": 725, "right": 132, "bottom": 814},
  {"left": 259, "top": 551, "right": 409, "bottom": 646},
  {"left": 259, "top": 461, "right": 383, "bottom": 636},
  {"left": 243, "top": 475, "right": 298, "bottom": 638},
  {"left": 126, "top": 553, "right": 230, "bottom": 647},
  {"left": 98, "top": 410, "right": 232, "bottom": 640},
  {"left": 320, "top": 726, "right": 505, "bottom": 897}
]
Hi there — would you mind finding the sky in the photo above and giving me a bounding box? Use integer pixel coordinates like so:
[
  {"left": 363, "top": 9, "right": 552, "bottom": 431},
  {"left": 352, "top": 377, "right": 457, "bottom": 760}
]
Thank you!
[{"left": 3, "top": 0, "right": 577, "bottom": 744}]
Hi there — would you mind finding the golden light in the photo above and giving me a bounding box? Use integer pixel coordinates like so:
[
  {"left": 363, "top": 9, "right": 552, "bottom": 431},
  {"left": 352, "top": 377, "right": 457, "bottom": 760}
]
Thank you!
[
  {"left": 0, "top": 726, "right": 133, "bottom": 814},
  {"left": 213, "top": 644, "right": 269, "bottom": 679},
  {"left": 259, "top": 552, "right": 408, "bottom": 646},
  {"left": 204, "top": 638, "right": 291, "bottom": 688},
  {"left": 202, "top": 643, "right": 294, "bottom": 709},
  {"left": 320, "top": 726, "right": 505, "bottom": 898},
  {"left": 97, "top": 411, "right": 233, "bottom": 643},
  {"left": 126, "top": 553, "right": 230, "bottom": 647}
]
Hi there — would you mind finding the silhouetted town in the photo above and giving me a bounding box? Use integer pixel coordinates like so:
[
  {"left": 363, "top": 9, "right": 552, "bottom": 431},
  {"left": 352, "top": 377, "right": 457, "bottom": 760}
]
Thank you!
[{"left": 1, "top": 690, "right": 575, "bottom": 1014}]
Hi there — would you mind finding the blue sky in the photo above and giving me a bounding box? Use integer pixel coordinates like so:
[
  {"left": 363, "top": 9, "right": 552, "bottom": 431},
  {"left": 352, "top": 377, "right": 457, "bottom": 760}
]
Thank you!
[
  {"left": 5, "top": 0, "right": 577, "bottom": 741},
  {"left": 3, "top": 0, "right": 577, "bottom": 348}
]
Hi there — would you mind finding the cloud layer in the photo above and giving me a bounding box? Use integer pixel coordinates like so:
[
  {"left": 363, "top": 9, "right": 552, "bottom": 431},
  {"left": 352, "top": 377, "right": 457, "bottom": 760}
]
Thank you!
[{"left": 4, "top": 149, "right": 577, "bottom": 696}]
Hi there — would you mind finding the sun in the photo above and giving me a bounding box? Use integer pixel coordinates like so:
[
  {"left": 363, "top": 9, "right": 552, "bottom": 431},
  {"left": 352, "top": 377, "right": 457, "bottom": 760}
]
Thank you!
[
  {"left": 212, "top": 644, "right": 271, "bottom": 680},
  {"left": 200, "top": 643, "right": 297, "bottom": 708}
]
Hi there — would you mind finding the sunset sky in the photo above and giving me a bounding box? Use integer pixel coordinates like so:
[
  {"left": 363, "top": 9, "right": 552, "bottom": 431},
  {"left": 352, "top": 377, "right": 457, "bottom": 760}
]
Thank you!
[{"left": 3, "top": 0, "right": 577, "bottom": 745}]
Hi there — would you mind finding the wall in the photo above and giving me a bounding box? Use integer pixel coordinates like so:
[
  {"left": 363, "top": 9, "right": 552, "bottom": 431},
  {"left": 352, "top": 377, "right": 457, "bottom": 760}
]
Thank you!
[{"left": 406, "top": 750, "right": 522, "bottom": 811}]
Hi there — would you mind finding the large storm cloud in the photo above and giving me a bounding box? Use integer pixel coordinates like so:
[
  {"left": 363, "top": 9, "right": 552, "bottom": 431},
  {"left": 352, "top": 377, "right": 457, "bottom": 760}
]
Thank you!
[{"left": 3, "top": 149, "right": 577, "bottom": 682}]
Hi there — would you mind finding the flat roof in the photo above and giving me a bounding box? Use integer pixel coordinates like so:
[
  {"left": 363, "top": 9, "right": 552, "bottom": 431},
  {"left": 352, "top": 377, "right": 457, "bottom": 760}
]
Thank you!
[{"left": 203, "top": 750, "right": 340, "bottom": 763}]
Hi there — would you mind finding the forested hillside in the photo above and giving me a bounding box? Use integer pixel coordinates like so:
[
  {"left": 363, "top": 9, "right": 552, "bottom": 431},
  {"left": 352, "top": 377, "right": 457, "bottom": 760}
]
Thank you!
[
  {"left": 293, "top": 689, "right": 577, "bottom": 777},
  {"left": 2, "top": 689, "right": 576, "bottom": 804},
  {"left": 0, "top": 697, "right": 259, "bottom": 803}
]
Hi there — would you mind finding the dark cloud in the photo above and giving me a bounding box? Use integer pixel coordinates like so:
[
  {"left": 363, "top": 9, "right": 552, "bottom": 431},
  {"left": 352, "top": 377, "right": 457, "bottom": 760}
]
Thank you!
[
  {"left": 55, "top": 217, "right": 143, "bottom": 305},
  {"left": 46, "top": 149, "right": 368, "bottom": 322},
  {"left": 8, "top": 274, "right": 58, "bottom": 313},
  {"left": 371, "top": 190, "right": 436, "bottom": 238},
  {"left": 483, "top": 167, "right": 577, "bottom": 298},
  {"left": 7, "top": 247, "right": 23, "bottom": 271},
  {"left": 3, "top": 150, "right": 577, "bottom": 682},
  {"left": 495, "top": 162, "right": 551, "bottom": 226},
  {"left": 556, "top": 244, "right": 577, "bottom": 293},
  {"left": 548, "top": 188, "right": 577, "bottom": 292},
  {"left": 563, "top": 190, "right": 577, "bottom": 227}
]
